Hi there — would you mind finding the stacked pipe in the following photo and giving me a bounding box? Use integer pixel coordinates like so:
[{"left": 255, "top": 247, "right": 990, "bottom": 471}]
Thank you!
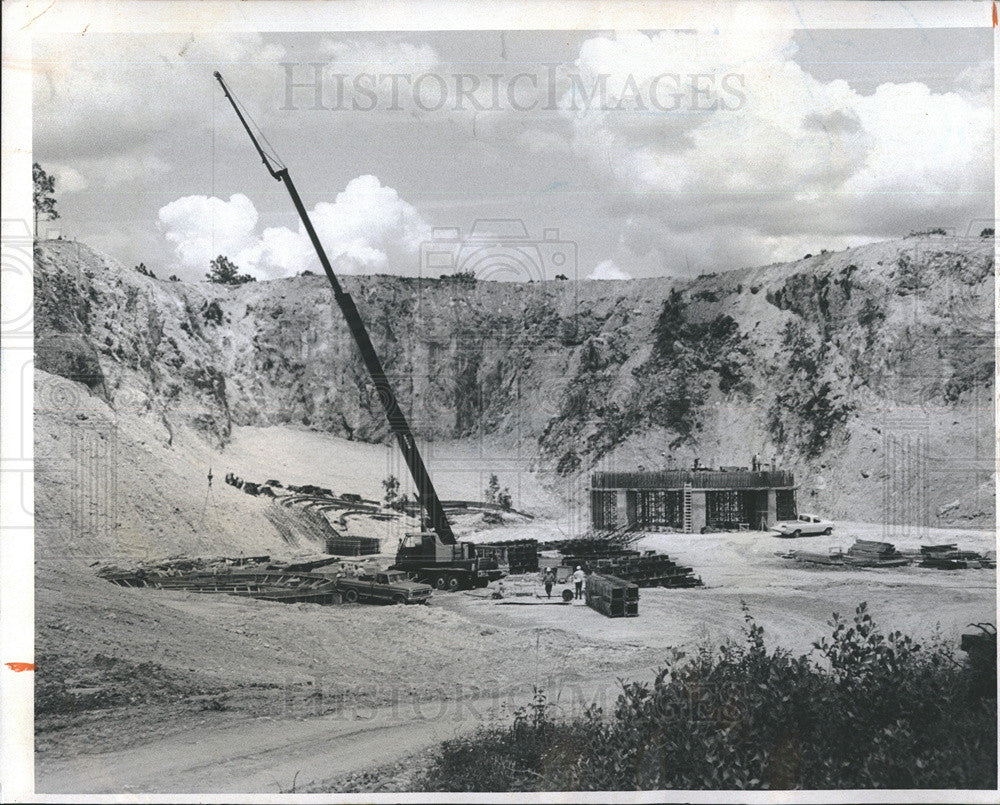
[{"left": 585, "top": 573, "right": 639, "bottom": 618}]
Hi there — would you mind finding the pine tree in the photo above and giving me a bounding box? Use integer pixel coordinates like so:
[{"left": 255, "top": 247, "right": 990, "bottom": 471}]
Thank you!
[
  {"left": 382, "top": 474, "right": 400, "bottom": 507},
  {"left": 206, "top": 255, "right": 254, "bottom": 285},
  {"left": 497, "top": 488, "right": 513, "bottom": 511},
  {"left": 33, "top": 163, "right": 59, "bottom": 235},
  {"left": 485, "top": 474, "right": 500, "bottom": 504}
]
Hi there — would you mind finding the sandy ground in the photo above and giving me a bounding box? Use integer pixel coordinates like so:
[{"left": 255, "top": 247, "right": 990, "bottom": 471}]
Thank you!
[
  {"left": 36, "top": 518, "right": 994, "bottom": 793},
  {"left": 33, "top": 396, "right": 996, "bottom": 793}
]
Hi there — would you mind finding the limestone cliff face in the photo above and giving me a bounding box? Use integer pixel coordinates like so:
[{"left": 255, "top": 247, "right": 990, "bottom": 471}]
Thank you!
[{"left": 34, "top": 236, "right": 994, "bottom": 525}]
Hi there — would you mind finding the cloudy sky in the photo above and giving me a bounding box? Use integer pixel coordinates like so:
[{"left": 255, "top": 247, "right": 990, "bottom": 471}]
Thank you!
[{"left": 33, "top": 28, "right": 992, "bottom": 282}]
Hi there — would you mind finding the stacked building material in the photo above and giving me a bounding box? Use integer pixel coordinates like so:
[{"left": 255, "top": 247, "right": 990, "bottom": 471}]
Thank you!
[
  {"left": 843, "top": 540, "right": 911, "bottom": 567},
  {"left": 777, "top": 549, "right": 844, "bottom": 566},
  {"left": 554, "top": 538, "right": 641, "bottom": 566},
  {"left": 324, "top": 535, "right": 381, "bottom": 556},
  {"left": 584, "top": 553, "right": 703, "bottom": 588},
  {"left": 919, "top": 544, "right": 993, "bottom": 569},
  {"left": 98, "top": 563, "right": 341, "bottom": 604},
  {"left": 585, "top": 573, "right": 639, "bottom": 618},
  {"left": 475, "top": 540, "right": 539, "bottom": 574}
]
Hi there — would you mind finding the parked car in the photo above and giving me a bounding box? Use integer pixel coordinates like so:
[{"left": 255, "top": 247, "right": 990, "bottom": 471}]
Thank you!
[
  {"left": 773, "top": 513, "right": 834, "bottom": 537},
  {"left": 336, "top": 571, "right": 433, "bottom": 604}
]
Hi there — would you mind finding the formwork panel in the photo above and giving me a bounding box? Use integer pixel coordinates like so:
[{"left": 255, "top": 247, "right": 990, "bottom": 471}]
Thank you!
[
  {"left": 591, "top": 490, "right": 618, "bottom": 529},
  {"left": 776, "top": 489, "right": 797, "bottom": 521},
  {"left": 635, "top": 490, "right": 683, "bottom": 530}
]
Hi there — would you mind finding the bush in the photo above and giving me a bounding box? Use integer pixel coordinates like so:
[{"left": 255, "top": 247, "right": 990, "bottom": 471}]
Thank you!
[
  {"left": 441, "top": 270, "right": 477, "bottom": 284},
  {"left": 417, "top": 604, "right": 996, "bottom": 791}
]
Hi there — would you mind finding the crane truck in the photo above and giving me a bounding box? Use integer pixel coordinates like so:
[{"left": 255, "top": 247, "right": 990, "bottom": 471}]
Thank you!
[{"left": 214, "top": 72, "right": 506, "bottom": 591}]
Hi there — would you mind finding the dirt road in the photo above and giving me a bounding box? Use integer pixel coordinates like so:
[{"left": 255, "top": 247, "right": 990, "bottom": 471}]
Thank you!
[{"left": 36, "top": 671, "right": 642, "bottom": 794}]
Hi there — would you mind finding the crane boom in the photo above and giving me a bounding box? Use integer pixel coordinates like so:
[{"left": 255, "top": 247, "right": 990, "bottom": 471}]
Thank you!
[{"left": 213, "top": 71, "right": 456, "bottom": 544}]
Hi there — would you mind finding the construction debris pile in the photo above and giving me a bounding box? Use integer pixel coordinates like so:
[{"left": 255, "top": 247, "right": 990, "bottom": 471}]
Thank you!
[{"left": 585, "top": 573, "right": 639, "bottom": 618}]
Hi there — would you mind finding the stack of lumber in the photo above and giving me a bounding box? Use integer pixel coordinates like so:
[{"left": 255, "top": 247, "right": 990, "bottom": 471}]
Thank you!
[
  {"left": 919, "top": 544, "right": 994, "bottom": 569},
  {"left": 324, "top": 535, "right": 381, "bottom": 556},
  {"left": 585, "top": 573, "right": 639, "bottom": 618},
  {"left": 777, "top": 549, "right": 844, "bottom": 566},
  {"left": 843, "top": 540, "right": 911, "bottom": 567}
]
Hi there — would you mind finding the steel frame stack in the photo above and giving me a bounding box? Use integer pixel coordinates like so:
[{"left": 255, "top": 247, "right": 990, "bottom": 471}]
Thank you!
[
  {"left": 475, "top": 539, "right": 539, "bottom": 574},
  {"left": 585, "top": 573, "right": 639, "bottom": 618},
  {"left": 324, "top": 535, "right": 381, "bottom": 555}
]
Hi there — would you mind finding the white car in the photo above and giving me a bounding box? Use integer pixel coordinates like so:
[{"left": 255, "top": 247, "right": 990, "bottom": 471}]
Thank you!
[{"left": 773, "top": 513, "right": 834, "bottom": 537}]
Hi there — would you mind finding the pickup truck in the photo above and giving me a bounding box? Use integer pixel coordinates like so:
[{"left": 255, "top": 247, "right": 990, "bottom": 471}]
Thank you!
[
  {"left": 336, "top": 571, "right": 433, "bottom": 604},
  {"left": 773, "top": 513, "right": 835, "bottom": 538}
]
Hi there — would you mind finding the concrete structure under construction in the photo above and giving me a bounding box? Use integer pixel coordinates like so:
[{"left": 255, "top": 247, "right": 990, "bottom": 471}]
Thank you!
[{"left": 590, "top": 467, "right": 797, "bottom": 533}]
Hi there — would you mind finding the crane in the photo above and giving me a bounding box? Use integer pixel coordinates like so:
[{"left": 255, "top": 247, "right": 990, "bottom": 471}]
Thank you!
[{"left": 213, "top": 72, "right": 503, "bottom": 590}]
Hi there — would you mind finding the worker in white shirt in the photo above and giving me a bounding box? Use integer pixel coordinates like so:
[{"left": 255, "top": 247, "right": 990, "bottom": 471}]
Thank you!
[{"left": 572, "top": 566, "right": 586, "bottom": 599}]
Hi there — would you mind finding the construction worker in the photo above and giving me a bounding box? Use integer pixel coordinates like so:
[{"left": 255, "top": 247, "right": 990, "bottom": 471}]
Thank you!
[
  {"left": 572, "top": 566, "right": 585, "bottom": 599},
  {"left": 542, "top": 567, "right": 556, "bottom": 598}
]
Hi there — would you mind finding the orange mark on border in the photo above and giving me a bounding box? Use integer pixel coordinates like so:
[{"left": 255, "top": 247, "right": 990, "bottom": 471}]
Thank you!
[
  {"left": 6, "top": 662, "right": 35, "bottom": 672},
  {"left": 994, "top": 1, "right": 998, "bottom": 28}
]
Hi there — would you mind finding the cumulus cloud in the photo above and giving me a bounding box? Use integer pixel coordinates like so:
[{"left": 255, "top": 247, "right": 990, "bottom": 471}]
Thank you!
[
  {"left": 588, "top": 259, "right": 632, "bottom": 280},
  {"left": 157, "top": 176, "right": 432, "bottom": 279},
  {"left": 158, "top": 193, "right": 259, "bottom": 274},
  {"left": 562, "top": 29, "right": 992, "bottom": 266}
]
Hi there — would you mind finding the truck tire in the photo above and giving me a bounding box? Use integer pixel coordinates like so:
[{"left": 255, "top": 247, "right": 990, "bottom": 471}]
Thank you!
[
  {"left": 343, "top": 589, "right": 358, "bottom": 603},
  {"left": 823, "top": 527, "right": 833, "bottom": 535},
  {"left": 447, "top": 576, "right": 461, "bottom": 592},
  {"left": 433, "top": 575, "right": 448, "bottom": 590},
  {"left": 392, "top": 594, "right": 406, "bottom": 605},
  {"left": 792, "top": 529, "right": 802, "bottom": 538}
]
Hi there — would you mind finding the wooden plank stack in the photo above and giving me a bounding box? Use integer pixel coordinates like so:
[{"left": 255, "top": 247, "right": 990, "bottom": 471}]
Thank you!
[
  {"left": 919, "top": 544, "right": 994, "bottom": 569},
  {"left": 585, "top": 573, "right": 639, "bottom": 618},
  {"left": 844, "top": 539, "right": 911, "bottom": 567}
]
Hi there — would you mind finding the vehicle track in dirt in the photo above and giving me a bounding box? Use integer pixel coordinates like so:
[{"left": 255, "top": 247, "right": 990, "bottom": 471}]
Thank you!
[{"left": 36, "top": 671, "right": 646, "bottom": 793}]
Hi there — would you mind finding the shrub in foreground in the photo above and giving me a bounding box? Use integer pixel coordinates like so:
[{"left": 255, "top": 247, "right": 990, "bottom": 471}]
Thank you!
[{"left": 418, "top": 604, "right": 996, "bottom": 791}]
